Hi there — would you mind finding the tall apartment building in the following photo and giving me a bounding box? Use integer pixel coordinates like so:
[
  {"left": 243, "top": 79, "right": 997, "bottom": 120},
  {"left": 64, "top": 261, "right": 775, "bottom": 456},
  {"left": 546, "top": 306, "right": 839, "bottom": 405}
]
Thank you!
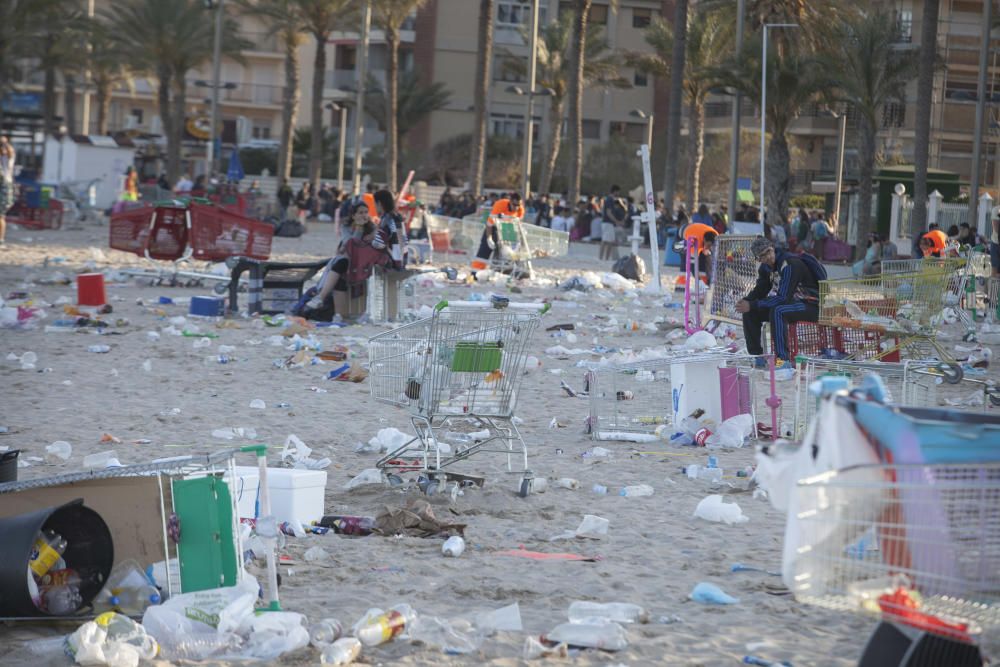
[{"left": 4, "top": 0, "right": 995, "bottom": 198}]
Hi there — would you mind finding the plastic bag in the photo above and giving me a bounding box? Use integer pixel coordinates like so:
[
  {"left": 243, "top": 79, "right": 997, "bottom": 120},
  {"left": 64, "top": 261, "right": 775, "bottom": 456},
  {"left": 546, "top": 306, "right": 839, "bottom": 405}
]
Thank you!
[
  {"left": 683, "top": 330, "right": 717, "bottom": 350},
  {"left": 65, "top": 612, "right": 158, "bottom": 667},
  {"left": 705, "top": 413, "right": 755, "bottom": 448},
  {"left": 141, "top": 575, "right": 259, "bottom": 661},
  {"left": 693, "top": 495, "right": 748, "bottom": 525}
]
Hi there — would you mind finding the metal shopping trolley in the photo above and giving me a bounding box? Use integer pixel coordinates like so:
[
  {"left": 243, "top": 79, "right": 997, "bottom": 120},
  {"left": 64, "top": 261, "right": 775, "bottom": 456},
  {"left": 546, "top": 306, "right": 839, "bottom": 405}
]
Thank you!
[
  {"left": 782, "top": 378, "right": 1000, "bottom": 666},
  {"left": 586, "top": 349, "right": 782, "bottom": 442},
  {"left": 818, "top": 269, "right": 964, "bottom": 376},
  {"left": 110, "top": 199, "right": 273, "bottom": 288},
  {"left": 368, "top": 297, "right": 549, "bottom": 495}
]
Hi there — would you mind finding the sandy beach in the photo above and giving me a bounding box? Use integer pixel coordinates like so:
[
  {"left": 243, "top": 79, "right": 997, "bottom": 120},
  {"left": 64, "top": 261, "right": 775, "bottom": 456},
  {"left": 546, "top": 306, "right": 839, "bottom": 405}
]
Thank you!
[{"left": 2, "top": 217, "right": 992, "bottom": 666}]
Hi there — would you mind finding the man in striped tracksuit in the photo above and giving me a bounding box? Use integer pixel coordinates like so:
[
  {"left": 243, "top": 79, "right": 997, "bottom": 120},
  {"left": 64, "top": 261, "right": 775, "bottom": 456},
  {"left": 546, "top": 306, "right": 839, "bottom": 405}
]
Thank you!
[{"left": 735, "top": 236, "right": 820, "bottom": 367}]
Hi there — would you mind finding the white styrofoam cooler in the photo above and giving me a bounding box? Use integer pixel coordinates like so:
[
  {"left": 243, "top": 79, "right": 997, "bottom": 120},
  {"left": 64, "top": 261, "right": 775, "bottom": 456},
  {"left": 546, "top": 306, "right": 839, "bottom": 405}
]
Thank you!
[
  {"left": 670, "top": 359, "right": 724, "bottom": 427},
  {"left": 229, "top": 466, "right": 327, "bottom": 527}
]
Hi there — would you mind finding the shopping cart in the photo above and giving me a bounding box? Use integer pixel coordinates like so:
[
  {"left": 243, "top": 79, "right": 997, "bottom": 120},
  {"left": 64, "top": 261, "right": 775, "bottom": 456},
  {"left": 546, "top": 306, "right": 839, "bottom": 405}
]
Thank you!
[
  {"left": 773, "top": 374, "right": 1000, "bottom": 665},
  {"left": 489, "top": 214, "right": 534, "bottom": 279},
  {"left": 705, "top": 235, "right": 758, "bottom": 326},
  {"left": 817, "top": 269, "right": 964, "bottom": 376},
  {"left": 586, "top": 349, "right": 782, "bottom": 442},
  {"left": 368, "top": 298, "right": 548, "bottom": 495},
  {"left": 790, "top": 358, "right": 939, "bottom": 441},
  {"left": 110, "top": 199, "right": 273, "bottom": 288},
  {"left": 6, "top": 195, "right": 64, "bottom": 230},
  {"left": 57, "top": 178, "right": 103, "bottom": 224}
]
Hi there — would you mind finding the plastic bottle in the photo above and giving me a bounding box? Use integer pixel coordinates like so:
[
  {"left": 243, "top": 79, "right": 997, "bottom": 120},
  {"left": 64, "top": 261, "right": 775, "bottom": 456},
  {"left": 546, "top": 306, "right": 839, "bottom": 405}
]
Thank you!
[
  {"left": 217, "top": 354, "right": 231, "bottom": 364},
  {"left": 43, "top": 584, "right": 82, "bottom": 614},
  {"left": 619, "top": 485, "right": 654, "bottom": 498},
  {"left": 543, "top": 621, "right": 629, "bottom": 650},
  {"left": 309, "top": 618, "right": 344, "bottom": 647},
  {"left": 321, "top": 637, "right": 362, "bottom": 665},
  {"left": 355, "top": 604, "right": 418, "bottom": 647},
  {"left": 554, "top": 478, "right": 580, "bottom": 490},
  {"left": 567, "top": 601, "right": 649, "bottom": 624},
  {"left": 678, "top": 408, "right": 706, "bottom": 436},
  {"left": 95, "top": 559, "right": 162, "bottom": 615},
  {"left": 87, "top": 345, "right": 111, "bottom": 353},
  {"left": 29, "top": 530, "right": 68, "bottom": 579},
  {"left": 442, "top": 536, "right": 465, "bottom": 557},
  {"left": 592, "top": 484, "right": 608, "bottom": 495}
]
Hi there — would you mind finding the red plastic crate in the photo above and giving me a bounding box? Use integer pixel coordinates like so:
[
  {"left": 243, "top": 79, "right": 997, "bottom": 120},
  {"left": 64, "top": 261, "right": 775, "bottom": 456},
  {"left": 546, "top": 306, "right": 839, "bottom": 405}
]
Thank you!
[{"left": 776, "top": 321, "right": 900, "bottom": 362}]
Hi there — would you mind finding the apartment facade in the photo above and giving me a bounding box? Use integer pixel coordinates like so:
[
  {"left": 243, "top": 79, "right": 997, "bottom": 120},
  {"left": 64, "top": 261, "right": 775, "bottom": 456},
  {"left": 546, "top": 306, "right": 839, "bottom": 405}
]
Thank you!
[{"left": 4, "top": 0, "right": 995, "bottom": 197}]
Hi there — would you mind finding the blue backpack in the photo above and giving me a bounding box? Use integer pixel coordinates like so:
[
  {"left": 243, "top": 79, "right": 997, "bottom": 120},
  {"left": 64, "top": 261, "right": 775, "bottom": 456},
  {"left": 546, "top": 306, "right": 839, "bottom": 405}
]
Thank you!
[{"left": 794, "top": 251, "right": 828, "bottom": 284}]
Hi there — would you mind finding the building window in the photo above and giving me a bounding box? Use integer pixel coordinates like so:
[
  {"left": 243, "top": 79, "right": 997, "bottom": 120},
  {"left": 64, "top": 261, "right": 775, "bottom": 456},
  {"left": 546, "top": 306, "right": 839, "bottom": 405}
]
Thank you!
[
  {"left": 582, "top": 119, "right": 601, "bottom": 140},
  {"left": 633, "top": 71, "right": 647, "bottom": 87},
  {"left": 610, "top": 121, "right": 647, "bottom": 143},
  {"left": 632, "top": 8, "right": 652, "bottom": 29},
  {"left": 558, "top": 2, "right": 607, "bottom": 25},
  {"left": 895, "top": 10, "right": 912, "bottom": 43},
  {"left": 131, "top": 108, "right": 143, "bottom": 125},
  {"left": 497, "top": 2, "right": 547, "bottom": 27},
  {"left": 336, "top": 45, "right": 357, "bottom": 70},
  {"left": 489, "top": 113, "right": 540, "bottom": 142},
  {"left": 881, "top": 101, "right": 905, "bottom": 129},
  {"left": 252, "top": 124, "right": 271, "bottom": 140},
  {"left": 494, "top": 55, "right": 527, "bottom": 82}
]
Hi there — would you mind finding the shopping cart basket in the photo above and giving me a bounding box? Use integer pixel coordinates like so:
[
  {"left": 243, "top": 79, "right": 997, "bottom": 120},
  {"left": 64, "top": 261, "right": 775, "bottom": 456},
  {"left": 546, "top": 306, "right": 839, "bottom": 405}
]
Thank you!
[
  {"left": 586, "top": 349, "right": 782, "bottom": 442},
  {"left": 817, "top": 269, "right": 964, "bottom": 374},
  {"left": 790, "top": 358, "right": 939, "bottom": 441},
  {"left": 368, "top": 298, "right": 548, "bottom": 495},
  {"left": 7, "top": 196, "right": 64, "bottom": 230},
  {"left": 490, "top": 215, "right": 534, "bottom": 279},
  {"left": 110, "top": 200, "right": 273, "bottom": 288}
]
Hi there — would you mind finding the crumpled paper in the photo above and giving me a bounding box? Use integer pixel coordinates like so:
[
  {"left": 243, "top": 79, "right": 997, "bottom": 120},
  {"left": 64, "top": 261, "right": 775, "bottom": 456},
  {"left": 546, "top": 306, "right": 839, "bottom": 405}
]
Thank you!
[{"left": 373, "top": 498, "right": 466, "bottom": 538}]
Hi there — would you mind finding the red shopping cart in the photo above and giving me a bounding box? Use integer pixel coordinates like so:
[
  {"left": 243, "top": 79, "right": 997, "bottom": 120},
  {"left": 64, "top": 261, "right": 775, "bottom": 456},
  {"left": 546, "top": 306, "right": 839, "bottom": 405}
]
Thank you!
[
  {"left": 110, "top": 200, "right": 273, "bottom": 287},
  {"left": 6, "top": 197, "right": 64, "bottom": 230}
]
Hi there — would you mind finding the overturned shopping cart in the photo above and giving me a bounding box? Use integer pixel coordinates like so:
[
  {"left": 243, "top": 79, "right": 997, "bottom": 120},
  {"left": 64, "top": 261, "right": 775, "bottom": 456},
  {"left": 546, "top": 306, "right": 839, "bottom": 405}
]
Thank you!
[
  {"left": 109, "top": 200, "right": 273, "bottom": 288},
  {"left": 784, "top": 380, "right": 1000, "bottom": 666},
  {"left": 368, "top": 298, "right": 548, "bottom": 495}
]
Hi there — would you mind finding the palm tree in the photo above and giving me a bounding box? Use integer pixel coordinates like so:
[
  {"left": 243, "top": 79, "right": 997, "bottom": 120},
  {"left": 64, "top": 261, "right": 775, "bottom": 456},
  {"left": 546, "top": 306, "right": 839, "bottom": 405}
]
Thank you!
[
  {"left": 565, "top": 0, "right": 592, "bottom": 206},
  {"left": 507, "top": 15, "right": 626, "bottom": 196},
  {"left": 661, "top": 0, "right": 688, "bottom": 211},
  {"left": 628, "top": 11, "right": 727, "bottom": 212},
  {"left": 364, "top": 70, "right": 452, "bottom": 146},
  {"left": 822, "top": 9, "right": 918, "bottom": 257},
  {"left": 709, "top": 39, "right": 827, "bottom": 223},
  {"left": 86, "top": 20, "right": 137, "bottom": 135},
  {"left": 0, "top": 0, "right": 62, "bottom": 127},
  {"left": 237, "top": 0, "right": 307, "bottom": 182},
  {"left": 469, "top": 0, "right": 494, "bottom": 197},
  {"left": 373, "top": 0, "right": 428, "bottom": 191},
  {"left": 297, "top": 0, "right": 355, "bottom": 189},
  {"left": 910, "top": 0, "right": 941, "bottom": 241},
  {"left": 103, "top": 0, "right": 248, "bottom": 182}
]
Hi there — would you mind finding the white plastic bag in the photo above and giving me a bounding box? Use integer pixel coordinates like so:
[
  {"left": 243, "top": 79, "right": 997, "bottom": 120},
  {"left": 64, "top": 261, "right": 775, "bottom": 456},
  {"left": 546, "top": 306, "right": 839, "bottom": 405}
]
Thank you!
[
  {"left": 693, "top": 495, "right": 748, "bottom": 525},
  {"left": 683, "top": 330, "right": 717, "bottom": 350},
  {"left": 344, "top": 468, "right": 384, "bottom": 489},
  {"left": 705, "top": 413, "right": 755, "bottom": 448},
  {"left": 141, "top": 576, "right": 259, "bottom": 661}
]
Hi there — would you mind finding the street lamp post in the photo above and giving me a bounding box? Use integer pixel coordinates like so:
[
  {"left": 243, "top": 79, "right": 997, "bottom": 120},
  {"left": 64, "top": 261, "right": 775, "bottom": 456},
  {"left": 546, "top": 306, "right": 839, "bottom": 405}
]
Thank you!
[
  {"left": 327, "top": 102, "right": 348, "bottom": 192},
  {"left": 521, "top": 0, "right": 540, "bottom": 201},
  {"left": 629, "top": 109, "right": 654, "bottom": 153},
  {"left": 833, "top": 111, "right": 847, "bottom": 230},
  {"left": 760, "top": 22, "right": 798, "bottom": 222},
  {"left": 352, "top": 0, "right": 372, "bottom": 196},
  {"left": 206, "top": 0, "right": 225, "bottom": 178},
  {"left": 727, "top": 0, "right": 745, "bottom": 223}
]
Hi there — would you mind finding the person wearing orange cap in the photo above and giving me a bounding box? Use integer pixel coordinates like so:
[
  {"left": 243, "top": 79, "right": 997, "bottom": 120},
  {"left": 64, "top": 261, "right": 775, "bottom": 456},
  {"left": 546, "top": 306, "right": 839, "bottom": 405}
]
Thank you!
[{"left": 919, "top": 228, "right": 948, "bottom": 258}]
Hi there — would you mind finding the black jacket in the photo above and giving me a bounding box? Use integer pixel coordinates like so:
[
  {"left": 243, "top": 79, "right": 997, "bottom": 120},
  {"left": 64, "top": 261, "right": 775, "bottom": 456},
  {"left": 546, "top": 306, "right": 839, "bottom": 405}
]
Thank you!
[{"left": 745, "top": 251, "right": 819, "bottom": 309}]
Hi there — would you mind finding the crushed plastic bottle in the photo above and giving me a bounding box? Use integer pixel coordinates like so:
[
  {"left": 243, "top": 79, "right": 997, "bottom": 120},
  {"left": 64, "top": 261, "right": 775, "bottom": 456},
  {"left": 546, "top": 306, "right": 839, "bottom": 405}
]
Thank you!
[
  {"left": 442, "top": 536, "right": 465, "bottom": 558},
  {"left": 554, "top": 478, "right": 580, "bottom": 490},
  {"left": 619, "top": 484, "right": 654, "bottom": 498},
  {"left": 95, "top": 560, "right": 162, "bottom": 615},
  {"left": 685, "top": 464, "right": 724, "bottom": 483},
  {"left": 544, "top": 620, "right": 628, "bottom": 651},
  {"left": 321, "top": 637, "right": 361, "bottom": 665},
  {"left": 87, "top": 345, "right": 111, "bottom": 354},
  {"left": 592, "top": 484, "right": 608, "bottom": 495},
  {"left": 567, "top": 601, "right": 649, "bottom": 624},
  {"left": 29, "top": 530, "right": 67, "bottom": 578},
  {"left": 689, "top": 581, "right": 740, "bottom": 605},
  {"left": 355, "top": 604, "right": 418, "bottom": 647},
  {"left": 309, "top": 618, "right": 344, "bottom": 647}
]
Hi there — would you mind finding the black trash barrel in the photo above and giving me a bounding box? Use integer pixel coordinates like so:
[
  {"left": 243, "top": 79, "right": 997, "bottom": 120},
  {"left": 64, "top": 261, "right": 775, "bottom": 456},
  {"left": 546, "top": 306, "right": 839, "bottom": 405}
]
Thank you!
[
  {"left": 0, "top": 498, "right": 114, "bottom": 616},
  {"left": 0, "top": 450, "right": 19, "bottom": 483}
]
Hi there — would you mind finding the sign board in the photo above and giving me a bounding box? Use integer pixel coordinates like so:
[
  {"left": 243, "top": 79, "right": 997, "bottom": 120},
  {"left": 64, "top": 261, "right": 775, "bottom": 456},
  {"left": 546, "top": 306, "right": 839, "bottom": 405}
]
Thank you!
[{"left": 2, "top": 92, "right": 42, "bottom": 115}]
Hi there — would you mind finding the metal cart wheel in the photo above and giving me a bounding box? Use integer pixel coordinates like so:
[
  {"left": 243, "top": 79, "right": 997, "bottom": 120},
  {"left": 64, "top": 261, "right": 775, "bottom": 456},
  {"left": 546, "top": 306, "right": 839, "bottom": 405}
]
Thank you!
[{"left": 936, "top": 362, "right": 964, "bottom": 384}]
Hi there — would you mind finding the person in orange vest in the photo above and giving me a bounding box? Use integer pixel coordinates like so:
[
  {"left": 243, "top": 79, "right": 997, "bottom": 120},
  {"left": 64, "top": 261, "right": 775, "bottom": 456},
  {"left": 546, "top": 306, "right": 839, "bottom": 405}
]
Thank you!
[
  {"left": 472, "top": 193, "right": 524, "bottom": 277},
  {"left": 919, "top": 228, "right": 948, "bottom": 258},
  {"left": 683, "top": 222, "right": 717, "bottom": 284},
  {"left": 490, "top": 192, "right": 525, "bottom": 219}
]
